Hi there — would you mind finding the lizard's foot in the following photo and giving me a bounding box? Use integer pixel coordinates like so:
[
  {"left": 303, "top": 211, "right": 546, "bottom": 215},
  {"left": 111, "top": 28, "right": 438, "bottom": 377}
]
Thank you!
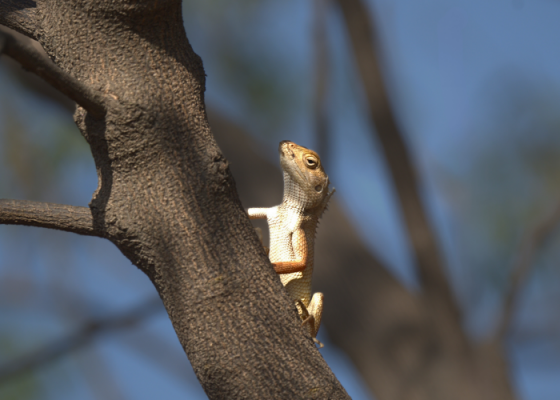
[
  {"left": 295, "top": 299, "right": 310, "bottom": 320},
  {"left": 295, "top": 300, "right": 323, "bottom": 348},
  {"left": 295, "top": 300, "right": 313, "bottom": 330}
]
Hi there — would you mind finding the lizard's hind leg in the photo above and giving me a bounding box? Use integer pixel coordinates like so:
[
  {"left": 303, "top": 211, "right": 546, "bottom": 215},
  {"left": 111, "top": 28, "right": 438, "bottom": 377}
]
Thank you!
[
  {"left": 307, "top": 292, "right": 324, "bottom": 338},
  {"left": 296, "top": 293, "right": 324, "bottom": 348}
]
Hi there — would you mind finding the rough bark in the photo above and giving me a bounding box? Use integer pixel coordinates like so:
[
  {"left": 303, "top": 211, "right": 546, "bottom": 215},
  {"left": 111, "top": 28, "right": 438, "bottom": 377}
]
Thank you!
[{"left": 0, "top": 1, "right": 349, "bottom": 398}]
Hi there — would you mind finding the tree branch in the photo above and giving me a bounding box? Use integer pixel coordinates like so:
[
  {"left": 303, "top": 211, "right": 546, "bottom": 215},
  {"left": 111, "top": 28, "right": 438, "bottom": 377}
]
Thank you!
[
  {"left": 0, "top": 199, "right": 102, "bottom": 237},
  {"left": 0, "top": 0, "right": 38, "bottom": 39},
  {"left": 495, "top": 202, "right": 560, "bottom": 341},
  {"left": 335, "top": 0, "right": 466, "bottom": 344},
  {"left": 0, "top": 25, "right": 75, "bottom": 113},
  {"left": 0, "top": 30, "right": 108, "bottom": 119},
  {"left": 0, "top": 297, "right": 163, "bottom": 383}
]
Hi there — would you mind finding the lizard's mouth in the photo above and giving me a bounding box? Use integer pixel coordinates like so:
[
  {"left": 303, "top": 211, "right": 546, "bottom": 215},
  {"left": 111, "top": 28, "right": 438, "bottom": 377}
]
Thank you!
[
  {"left": 279, "top": 141, "right": 308, "bottom": 184},
  {"left": 279, "top": 140, "right": 295, "bottom": 158}
]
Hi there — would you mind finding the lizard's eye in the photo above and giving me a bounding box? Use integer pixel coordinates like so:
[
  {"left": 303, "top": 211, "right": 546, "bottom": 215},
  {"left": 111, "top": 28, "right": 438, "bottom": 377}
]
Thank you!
[{"left": 305, "top": 156, "right": 318, "bottom": 169}]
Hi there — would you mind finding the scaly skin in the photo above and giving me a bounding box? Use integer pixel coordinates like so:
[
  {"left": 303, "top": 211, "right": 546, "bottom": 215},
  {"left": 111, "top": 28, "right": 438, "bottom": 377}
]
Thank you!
[{"left": 248, "top": 140, "right": 334, "bottom": 344}]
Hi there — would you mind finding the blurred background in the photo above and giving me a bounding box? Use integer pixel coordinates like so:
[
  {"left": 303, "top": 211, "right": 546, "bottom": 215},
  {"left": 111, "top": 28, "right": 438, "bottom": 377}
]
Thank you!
[{"left": 2, "top": 0, "right": 560, "bottom": 399}]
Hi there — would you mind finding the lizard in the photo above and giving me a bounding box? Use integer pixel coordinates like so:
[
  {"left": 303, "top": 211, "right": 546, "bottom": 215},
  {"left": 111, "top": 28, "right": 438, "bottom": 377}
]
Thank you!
[{"left": 248, "top": 140, "right": 334, "bottom": 347}]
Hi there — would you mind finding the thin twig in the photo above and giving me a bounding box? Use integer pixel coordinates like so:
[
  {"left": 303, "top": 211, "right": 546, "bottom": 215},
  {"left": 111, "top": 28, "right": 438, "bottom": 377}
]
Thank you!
[
  {"left": 0, "top": 199, "right": 102, "bottom": 237},
  {"left": 495, "top": 202, "right": 560, "bottom": 340},
  {"left": 0, "top": 30, "right": 108, "bottom": 119},
  {"left": 0, "top": 297, "right": 163, "bottom": 383}
]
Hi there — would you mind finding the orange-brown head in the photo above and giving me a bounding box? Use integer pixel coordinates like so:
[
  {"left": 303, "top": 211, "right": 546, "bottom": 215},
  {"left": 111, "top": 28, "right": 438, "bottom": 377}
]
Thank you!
[{"left": 279, "top": 140, "right": 330, "bottom": 208}]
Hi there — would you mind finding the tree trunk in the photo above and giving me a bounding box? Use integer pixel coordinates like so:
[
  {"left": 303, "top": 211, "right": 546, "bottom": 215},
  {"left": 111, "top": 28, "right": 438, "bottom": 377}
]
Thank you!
[{"left": 0, "top": 1, "right": 349, "bottom": 398}]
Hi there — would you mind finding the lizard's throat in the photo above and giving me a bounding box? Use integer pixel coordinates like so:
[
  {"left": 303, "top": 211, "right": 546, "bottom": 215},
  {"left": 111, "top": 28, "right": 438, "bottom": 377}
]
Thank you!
[{"left": 282, "top": 172, "right": 317, "bottom": 209}]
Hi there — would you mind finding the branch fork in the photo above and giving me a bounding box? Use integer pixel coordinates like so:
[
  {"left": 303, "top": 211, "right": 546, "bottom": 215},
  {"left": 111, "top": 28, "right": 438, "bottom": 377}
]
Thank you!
[
  {"left": 0, "top": 199, "right": 102, "bottom": 237},
  {"left": 0, "top": 30, "right": 109, "bottom": 119}
]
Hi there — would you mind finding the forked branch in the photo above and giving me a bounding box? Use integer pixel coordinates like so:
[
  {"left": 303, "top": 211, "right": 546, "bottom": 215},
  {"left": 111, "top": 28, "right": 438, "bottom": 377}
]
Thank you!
[
  {"left": 0, "top": 199, "right": 102, "bottom": 237},
  {"left": 0, "top": 30, "right": 108, "bottom": 119}
]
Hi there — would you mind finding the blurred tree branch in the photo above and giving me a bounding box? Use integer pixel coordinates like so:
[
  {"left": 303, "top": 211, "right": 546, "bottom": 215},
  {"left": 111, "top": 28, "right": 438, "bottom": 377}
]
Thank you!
[
  {"left": 495, "top": 201, "right": 560, "bottom": 341},
  {"left": 0, "top": 297, "right": 163, "bottom": 384},
  {"left": 335, "top": 0, "right": 466, "bottom": 349},
  {"left": 313, "top": 0, "right": 331, "bottom": 161},
  {"left": 332, "top": 1, "right": 519, "bottom": 399},
  {"left": 76, "top": 348, "right": 128, "bottom": 400}
]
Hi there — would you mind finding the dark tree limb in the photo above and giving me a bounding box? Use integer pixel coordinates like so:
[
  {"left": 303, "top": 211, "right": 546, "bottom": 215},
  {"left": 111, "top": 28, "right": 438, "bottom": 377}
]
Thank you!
[
  {"left": 495, "top": 202, "right": 560, "bottom": 341},
  {"left": 0, "top": 297, "right": 163, "bottom": 384},
  {"left": 0, "top": 1, "right": 349, "bottom": 398},
  {"left": 0, "top": 0, "right": 37, "bottom": 39},
  {"left": 0, "top": 30, "right": 108, "bottom": 119},
  {"left": 0, "top": 199, "right": 102, "bottom": 237},
  {"left": 335, "top": 0, "right": 466, "bottom": 348}
]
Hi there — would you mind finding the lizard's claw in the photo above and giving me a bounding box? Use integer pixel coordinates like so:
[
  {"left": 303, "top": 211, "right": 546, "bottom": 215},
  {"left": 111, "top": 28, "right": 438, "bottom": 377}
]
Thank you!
[
  {"left": 313, "top": 337, "right": 324, "bottom": 348},
  {"left": 295, "top": 300, "right": 323, "bottom": 348},
  {"left": 295, "top": 300, "right": 309, "bottom": 319}
]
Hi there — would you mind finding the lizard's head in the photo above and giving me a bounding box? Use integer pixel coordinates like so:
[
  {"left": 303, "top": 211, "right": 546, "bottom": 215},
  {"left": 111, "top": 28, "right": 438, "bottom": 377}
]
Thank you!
[{"left": 279, "top": 140, "right": 330, "bottom": 207}]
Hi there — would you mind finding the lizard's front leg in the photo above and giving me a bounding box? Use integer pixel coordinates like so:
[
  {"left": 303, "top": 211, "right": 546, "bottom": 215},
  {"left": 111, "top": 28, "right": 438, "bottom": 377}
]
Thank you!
[
  {"left": 247, "top": 208, "right": 270, "bottom": 254},
  {"left": 272, "top": 228, "right": 308, "bottom": 274},
  {"left": 247, "top": 208, "right": 269, "bottom": 220}
]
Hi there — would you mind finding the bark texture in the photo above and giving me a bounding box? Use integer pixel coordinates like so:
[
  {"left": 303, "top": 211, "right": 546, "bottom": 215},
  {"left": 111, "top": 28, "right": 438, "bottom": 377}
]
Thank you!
[{"left": 0, "top": 1, "right": 349, "bottom": 398}]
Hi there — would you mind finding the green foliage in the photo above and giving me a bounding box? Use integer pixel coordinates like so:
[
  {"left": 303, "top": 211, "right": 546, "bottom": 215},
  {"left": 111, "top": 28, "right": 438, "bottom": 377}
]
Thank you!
[{"left": 0, "top": 335, "right": 39, "bottom": 400}]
